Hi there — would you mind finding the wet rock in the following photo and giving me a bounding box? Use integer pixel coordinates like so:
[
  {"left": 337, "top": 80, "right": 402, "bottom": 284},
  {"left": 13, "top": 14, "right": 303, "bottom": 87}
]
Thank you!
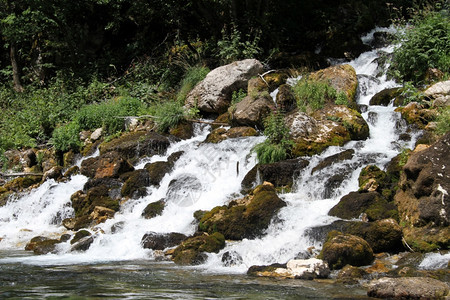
[
  {"left": 221, "top": 251, "right": 243, "bottom": 267},
  {"left": 81, "top": 151, "right": 134, "bottom": 179},
  {"left": 329, "top": 191, "right": 398, "bottom": 221},
  {"left": 2, "top": 175, "right": 42, "bottom": 193},
  {"left": 241, "top": 158, "right": 309, "bottom": 190},
  {"left": 63, "top": 166, "right": 80, "bottom": 178},
  {"left": 337, "top": 265, "right": 368, "bottom": 284},
  {"left": 247, "top": 263, "right": 287, "bottom": 277},
  {"left": 205, "top": 126, "right": 258, "bottom": 143},
  {"left": 276, "top": 84, "right": 297, "bottom": 113},
  {"left": 110, "top": 221, "right": 125, "bottom": 234},
  {"left": 198, "top": 182, "right": 286, "bottom": 240},
  {"left": 71, "top": 230, "right": 91, "bottom": 245},
  {"left": 141, "top": 232, "right": 187, "bottom": 250},
  {"left": 285, "top": 258, "right": 330, "bottom": 280},
  {"left": 185, "top": 59, "right": 263, "bottom": 115},
  {"left": 395, "top": 102, "right": 437, "bottom": 129},
  {"left": 42, "top": 166, "right": 63, "bottom": 182},
  {"left": 311, "top": 149, "right": 355, "bottom": 174},
  {"left": 120, "top": 169, "right": 151, "bottom": 198},
  {"left": 31, "top": 238, "right": 61, "bottom": 254},
  {"left": 145, "top": 161, "right": 171, "bottom": 186},
  {"left": 369, "top": 87, "right": 402, "bottom": 106},
  {"left": 172, "top": 232, "right": 225, "bottom": 265},
  {"left": 232, "top": 92, "right": 275, "bottom": 129},
  {"left": 141, "top": 199, "right": 165, "bottom": 219},
  {"left": 83, "top": 178, "right": 122, "bottom": 199},
  {"left": 25, "top": 236, "right": 49, "bottom": 251},
  {"left": 89, "top": 206, "right": 115, "bottom": 225},
  {"left": 370, "top": 31, "right": 394, "bottom": 49},
  {"left": 71, "top": 236, "right": 94, "bottom": 252},
  {"left": 395, "top": 133, "right": 450, "bottom": 251},
  {"left": 62, "top": 218, "right": 76, "bottom": 230},
  {"left": 169, "top": 121, "right": 194, "bottom": 140},
  {"left": 319, "top": 232, "right": 374, "bottom": 270},
  {"left": 367, "top": 277, "right": 449, "bottom": 299},
  {"left": 358, "top": 165, "right": 387, "bottom": 192},
  {"left": 59, "top": 234, "right": 71, "bottom": 243},
  {"left": 99, "top": 131, "right": 170, "bottom": 163}
]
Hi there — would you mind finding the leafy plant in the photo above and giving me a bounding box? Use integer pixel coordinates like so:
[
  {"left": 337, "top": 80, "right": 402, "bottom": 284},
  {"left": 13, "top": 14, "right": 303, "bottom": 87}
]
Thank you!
[
  {"left": 152, "top": 100, "right": 186, "bottom": 133},
  {"left": 50, "top": 122, "right": 81, "bottom": 153},
  {"left": 390, "top": 10, "right": 450, "bottom": 85},
  {"left": 435, "top": 106, "right": 450, "bottom": 135},
  {"left": 176, "top": 66, "right": 209, "bottom": 102},
  {"left": 400, "top": 81, "right": 425, "bottom": 104},
  {"left": 217, "top": 27, "right": 262, "bottom": 63},
  {"left": 254, "top": 111, "right": 294, "bottom": 164}
]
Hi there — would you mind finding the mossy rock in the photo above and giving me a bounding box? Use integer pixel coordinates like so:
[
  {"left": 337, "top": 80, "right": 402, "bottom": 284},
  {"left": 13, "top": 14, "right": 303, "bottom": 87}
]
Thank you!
[
  {"left": 247, "top": 263, "right": 288, "bottom": 276},
  {"left": 329, "top": 191, "right": 398, "bottom": 222},
  {"left": 358, "top": 165, "right": 387, "bottom": 192},
  {"left": 144, "top": 161, "right": 172, "bottom": 186},
  {"left": 80, "top": 151, "right": 134, "bottom": 179},
  {"left": 172, "top": 232, "right": 225, "bottom": 265},
  {"left": 4, "top": 175, "right": 42, "bottom": 192},
  {"left": 292, "top": 136, "right": 347, "bottom": 157},
  {"left": 402, "top": 226, "right": 450, "bottom": 252},
  {"left": 319, "top": 233, "right": 374, "bottom": 270},
  {"left": 395, "top": 103, "right": 437, "bottom": 129},
  {"left": 212, "top": 112, "right": 231, "bottom": 129},
  {"left": 169, "top": 120, "right": 194, "bottom": 140},
  {"left": 369, "top": 87, "right": 403, "bottom": 106},
  {"left": 276, "top": 84, "right": 297, "bottom": 113},
  {"left": 32, "top": 238, "right": 61, "bottom": 255},
  {"left": 337, "top": 265, "right": 368, "bottom": 284},
  {"left": 141, "top": 199, "right": 165, "bottom": 219},
  {"left": 120, "top": 169, "right": 151, "bottom": 198},
  {"left": 198, "top": 183, "right": 286, "bottom": 240}
]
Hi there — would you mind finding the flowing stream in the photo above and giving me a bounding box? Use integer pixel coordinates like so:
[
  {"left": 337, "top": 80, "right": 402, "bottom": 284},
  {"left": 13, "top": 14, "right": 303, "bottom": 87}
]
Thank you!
[{"left": 0, "top": 29, "right": 441, "bottom": 298}]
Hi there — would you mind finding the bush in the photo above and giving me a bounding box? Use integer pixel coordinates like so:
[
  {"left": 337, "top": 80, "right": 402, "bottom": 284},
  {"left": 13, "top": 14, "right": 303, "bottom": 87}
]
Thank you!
[
  {"left": 390, "top": 10, "right": 450, "bottom": 84},
  {"left": 50, "top": 122, "right": 82, "bottom": 153},
  {"left": 152, "top": 100, "right": 186, "bottom": 133},
  {"left": 217, "top": 27, "right": 262, "bottom": 63},
  {"left": 254, "top": 111, "right": 293, "bottom": 164},
  {"left": 292, "top": 78, "right": 347, "bottom": 113}
]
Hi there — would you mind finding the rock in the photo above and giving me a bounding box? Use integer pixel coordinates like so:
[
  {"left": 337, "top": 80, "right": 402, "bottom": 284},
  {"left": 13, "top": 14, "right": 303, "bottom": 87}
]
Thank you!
[
  {"left": 63, "top": 166, "right": 80, "bottom": 178},
  {"left": 172, "top": 232, "right": 225, "bottom": 265},
  {"left": 198, "top": 182, "right": 286, "bottom": 240},
  {"left": 31, "top": 238, "right": 61, "bottom": 254},
  {"left": 319, "top": 232, "right": 374, "bottom": 270},
  {"left": 367, "top": 277, "right": 449, "bottom": 299},
  {"left": 370, "top": 31, "right": 394, "bottom": 49},
  {"left": 358, "top": 165, "right": 387, "bottom": 192},
  {"left": 395, "top": 102, "right": 437, "bottom": 129},
  {"left": 369, "top": 87, "right": 402, "bottom": 106},
  {"left": 89, "top": 206, "right": 115, "bottom": 224},
  {"left": 2, "top": 175, "right": 42, "bottom": 192},
  {"left": 22, "top": 149, "right": 37, "bottom": 168},
  {"left": 247, "top": 263, "right": 288, "bottom": 277},
  {"left": 276, "top": 84, "right": 297, "bottom": 113},
  {"left": 99, "top": 131, "right": 170, "bottom": 162},
  {"left": 70, "top": 230, "right": 92, "bottom": 245},
  {"left": 329, "top": 191, "right": 398, "bottom": 221},
  {"left": 309, "top": 64, "right": 358, "bottom": 102},
  {"left": 241, "top": 158, "right": 309, "bottom": 190},
  {"left": 145, "top": 161, "right": 172, "bottom": 186},
  {"left": 311, "top": 149, "right": 355, "bottom": 174},
  {"left": 169, "top": 121, "right": 194, "bottom": 140},
  {"left": 81, "top": 151, "right": 134, "bottom": 179},
  {"left": 42, "top": 166, "right": 63, "bottom": 182},
  {"left": 221, "top": 251, "right": 243, "bottom": 267},
  {"left": 141, "top": 199, "right": 165, "bottom": 219},
  {"left": 285, "top": 258, "right": 330, "bottom": 280},
  {"left": 232, "top": 92, "right": 275, "bottom": 129},
  {"left": 25, "top": 236, "right": 49, "bottom": 251},
  {"left": 337, "top": 265, "right": 367, "bottom": 284},
  {"left": 120, "top": 169, "right": 151, "bottom": 198},
  {"left": 141, "top": 232, "right": 187, "bottom": 250},
  {"left": 71, "top": 236, "right": 94, "bottom": 252},
  {"left": 205, "top": 126, "right": 258, "bottom": 143},
  {"left": 395, "top": 133, "right": 450, "bottom": 251},
  {"left": 83, "top": 178, "right": 122, "bottom": 198},
  {"left": 62, "top": 218, "right": 76, "bottom": 230},
  {"left": 185, "top": 59, "right": 264, "bottom": 115},
  {"left": 247, "top": 77, "right": 268, "bottom": 94},
  {"left": 424, "top": 80, "right": 450, "bottom": 98},
  {"left": 90, "top": 128, "right": 103, "bottom": 141}
]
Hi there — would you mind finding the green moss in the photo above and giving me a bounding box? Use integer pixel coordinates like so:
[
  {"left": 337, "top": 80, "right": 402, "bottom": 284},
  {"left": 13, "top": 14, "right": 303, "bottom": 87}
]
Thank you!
[{"left": 71, "top": 230, "right": 91, "bottom": 245}]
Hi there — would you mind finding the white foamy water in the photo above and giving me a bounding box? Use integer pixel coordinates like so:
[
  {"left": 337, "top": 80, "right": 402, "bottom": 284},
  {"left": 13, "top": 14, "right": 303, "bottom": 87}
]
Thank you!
[{"left": 0, "top": 28, "right": 432, "bottom": 271}]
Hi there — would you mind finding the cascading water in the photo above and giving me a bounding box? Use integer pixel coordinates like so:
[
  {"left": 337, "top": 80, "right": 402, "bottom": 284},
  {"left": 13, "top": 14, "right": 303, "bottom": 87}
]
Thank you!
[{"left": 0, "top": 28, "right": 444, "bottom": 295}]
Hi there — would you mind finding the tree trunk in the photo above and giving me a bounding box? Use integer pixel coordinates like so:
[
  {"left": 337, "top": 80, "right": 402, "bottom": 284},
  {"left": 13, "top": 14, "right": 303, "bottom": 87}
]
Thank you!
[{"left": 10, "top": 43, "right": 24, "bottom": 92}]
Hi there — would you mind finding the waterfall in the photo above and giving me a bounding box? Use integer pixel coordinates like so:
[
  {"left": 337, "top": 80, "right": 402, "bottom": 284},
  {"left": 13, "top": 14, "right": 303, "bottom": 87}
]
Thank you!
[{"left": 0, "top": 28, "right": 425, "bottom": 269}]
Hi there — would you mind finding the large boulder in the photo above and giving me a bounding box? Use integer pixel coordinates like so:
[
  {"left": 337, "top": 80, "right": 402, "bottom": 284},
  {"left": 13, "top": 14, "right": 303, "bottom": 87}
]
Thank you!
[
  {"left": 141, "top": 232, "right": 187, "bottom": 250},
  {"left": 172, "top": 232, "right": 225, "bottom": 265},
  {"left": 198, "top": 182, "right": 286, "bottom": 240},
  {"left": 367, "top": 277, "right": 449, "bottom": 299},
  {"left": 424, "top": 80, "right": 450, "bottom": 108},
  {"left": 80, "top": 151, "right": 134, "bottom": 179},
  {"left": 232, "top": 92, "right": 275, "bottom": 129},
  {"left": 319, "top": 232, "right": 374, "bottom": 270},
  {"left": 99, "top": 131, "right": 170, "bottom": 162},
  {"left": 369, "top": 87, "right": 402, "bottom": 106},
  {"left": 395, "top": 133, "right": 450, "bottom": 252},
  {"left": 241, "top": 158, "right": 309, "bottom": 190},
  {"left": 185, "top": 59, "right": 263, "bottom": 115}
]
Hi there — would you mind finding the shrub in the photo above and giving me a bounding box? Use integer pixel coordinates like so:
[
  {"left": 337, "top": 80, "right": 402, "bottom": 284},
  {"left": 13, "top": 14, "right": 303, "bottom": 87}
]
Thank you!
[
  {"left": 217, "top": 27, "right": 262, "bottom": 63},
  {"left": 390, "top": 10, "right": 450, "bottom": 84},
  {"left": 176, "top": 66, "right": 209, "bottom": 102},
  {"left": 254, "top": 111, "right": 294, "bottom": 164},
  {"left": 152, "top": 100, "right": 186, "bottom": 133}
]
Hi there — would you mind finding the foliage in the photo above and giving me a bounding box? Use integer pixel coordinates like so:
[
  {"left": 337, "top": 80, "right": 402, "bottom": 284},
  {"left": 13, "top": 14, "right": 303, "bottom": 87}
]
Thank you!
[
  {"left": 390, "top": 9, "right": 450, "bottom": 85},
  {"left": 254, "top": 111, "right": 294, "bottom": 164},
  {"left": 400, "top": 81, "right": 425, "bottom": 104},
  {"left": 231, "top": 89, "right": 247, "bottom": 106},
  {"left": 176, "top": 66, "right": 209, "bottom": 102},
  {"left": 50, "top": 122, "right": 81, "bottom": 152},
  {"left": 217, "top": 26, "right": 262, "bottom": 63},
  {"left": 151, "top": 100, "right": 186, "bottom": 133},
  {"left": 292, "top": 78, "right": 347, "bottom": 113},
  {"left": 435, "top": 106, "right": 450, "bottom": 135}
]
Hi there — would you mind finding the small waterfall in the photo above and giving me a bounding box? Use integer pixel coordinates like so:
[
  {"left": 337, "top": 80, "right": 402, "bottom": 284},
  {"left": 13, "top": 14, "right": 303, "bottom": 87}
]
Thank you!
[{"left": 0, "top": 28, "right": 424, "bottom": 270}]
